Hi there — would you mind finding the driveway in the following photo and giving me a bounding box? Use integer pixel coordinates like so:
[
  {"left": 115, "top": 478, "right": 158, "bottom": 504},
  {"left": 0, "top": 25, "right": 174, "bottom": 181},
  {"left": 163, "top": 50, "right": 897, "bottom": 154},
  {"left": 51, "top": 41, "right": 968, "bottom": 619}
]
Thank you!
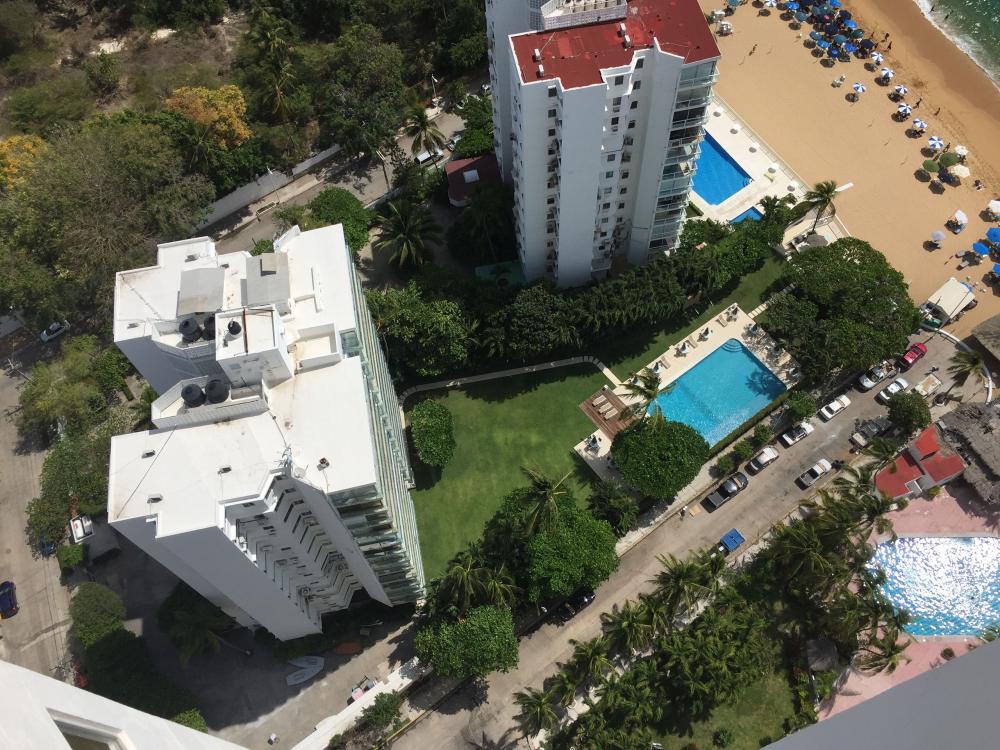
[
  {"left": 0, "top": 342, "right": 72, "bottom": 680},
  {"left": 393, "top": 332, "right": 969, "bottom": 749}
]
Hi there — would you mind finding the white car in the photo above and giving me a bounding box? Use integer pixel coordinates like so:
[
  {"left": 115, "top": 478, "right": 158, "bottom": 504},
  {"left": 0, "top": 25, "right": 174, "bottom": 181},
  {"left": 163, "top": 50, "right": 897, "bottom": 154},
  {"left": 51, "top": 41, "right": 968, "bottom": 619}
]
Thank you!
[
  {"left": 39, "top": 320, "right": 69, "bottom": 342},
  {"left": 819, "top": 395, "right": 851, "bottom": 421},
  {"left": 747, "top": 446, "right": 779, "bottom": 473},
  {"left": 857, "top": 365, "right": 888, "bottom": 391},
  {"left": 446, "top": 131, "right": 464, "bottom": 150},
  {"left": 797, "top": 458, "right": 833, "bottom": 488},
  {"left": 877, "top": 377, "right": 910, "bottom": 403},
  {"left": 780, "top": 421, "right": 815, "bottom": 447}
]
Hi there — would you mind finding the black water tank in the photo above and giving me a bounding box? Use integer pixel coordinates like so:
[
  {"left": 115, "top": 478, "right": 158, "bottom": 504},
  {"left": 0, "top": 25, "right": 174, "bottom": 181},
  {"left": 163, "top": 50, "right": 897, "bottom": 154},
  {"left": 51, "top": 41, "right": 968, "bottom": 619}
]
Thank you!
[
  {"left": 227, "top": 320, "right": 242, "bottom": 336},
  {"left": 203, "top": 315, "right": 216, "bottom": 340},
  {"left": 205, "top": 378, "right": 231, "bottom": 404},
  {"left": 181, "top": 383, "right": 205, "bottom": 407},
  {"left": 179, "top": 317, "right": 202, "bottom": 343}
]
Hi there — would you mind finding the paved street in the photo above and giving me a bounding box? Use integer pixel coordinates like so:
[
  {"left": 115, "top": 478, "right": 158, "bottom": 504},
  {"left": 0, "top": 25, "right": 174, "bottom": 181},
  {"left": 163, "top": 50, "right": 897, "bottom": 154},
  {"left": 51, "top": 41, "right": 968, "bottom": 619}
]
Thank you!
[
  {"left": 394, "top": 332, "right": 975, "bottom": 750},
  {"left": 0, "top": 344, "right": 72, "bottom": 680}
]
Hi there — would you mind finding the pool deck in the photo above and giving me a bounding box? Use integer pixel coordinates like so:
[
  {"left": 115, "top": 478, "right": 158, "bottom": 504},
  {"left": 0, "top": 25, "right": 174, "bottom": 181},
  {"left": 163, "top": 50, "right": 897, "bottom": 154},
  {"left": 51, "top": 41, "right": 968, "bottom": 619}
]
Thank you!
[{"left": 820, "top": 484, "right": 1000, "bottom": 721}]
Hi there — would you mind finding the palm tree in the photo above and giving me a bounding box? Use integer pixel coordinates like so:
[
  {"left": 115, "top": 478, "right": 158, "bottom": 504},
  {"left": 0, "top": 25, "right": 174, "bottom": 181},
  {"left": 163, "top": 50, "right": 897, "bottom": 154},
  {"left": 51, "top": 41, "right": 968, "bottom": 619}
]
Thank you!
[
  {"left": 650, "top": 553, "right": 714, "bottom": 630},
  {"left": 638, "top": 593, "right": 671, "bottom": 637},
  {"left": 548, "top": 669, "right": 579, "bottom": 708},
  {"left": 799, "top": 179, "right": 839, "bottom": 231},
  {"left": 478, "top": 563, "right": 519, "bottom": 609},
  {"left": 855, "top": 625, "right": 912, "bottom": 674},
  {"left": 513, "top": 687, "right": 558, "bottom": 739},
  {"left": 437, "top": 549, "right": 487, "bottom": 613},
  {"left": 759, "top": 193, "right": 794, "bottom": 227},
  {"left": 404, "top": 105, "right": 447, "bottom": 156},
  {"left": 601, "top": 600, "right": 651, "bottom": 656},
  {"left": 521, "top": 466, "right": 571, "bottom": 536},
  {"left": 621, "top": 367, "right": 673, "bottom": 419},
  {"left": 167, "top": 606, "right": 231, "bottom": 662},
  {"left": 568, "top": 637, "right": 613, "bottom": 684},
  {"left": 374, "top": 199, "right": 442, "bottom": 269},
  {"left": 947, "top": 349, "right": 985, "bottom": 395},
  {"left": 863, "top": 436, "right": 901, "bottom": 470}
]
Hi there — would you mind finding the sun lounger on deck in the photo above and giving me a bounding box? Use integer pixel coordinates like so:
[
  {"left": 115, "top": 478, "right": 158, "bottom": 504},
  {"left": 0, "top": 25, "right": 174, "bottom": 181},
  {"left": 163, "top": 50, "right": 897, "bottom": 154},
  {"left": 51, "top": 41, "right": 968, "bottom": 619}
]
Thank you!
[
  {"left": 604, "top": 409, "right": 619, "bottom": 420},
  {"left": 592, "top": 395, "right": 608, "bottom": 407}
]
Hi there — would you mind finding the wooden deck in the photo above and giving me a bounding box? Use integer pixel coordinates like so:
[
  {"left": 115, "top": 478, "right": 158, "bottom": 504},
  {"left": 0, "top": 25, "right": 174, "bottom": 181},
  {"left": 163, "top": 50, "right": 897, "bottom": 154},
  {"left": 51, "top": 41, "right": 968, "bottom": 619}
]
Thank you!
[{"left": 579, "top": 387, "right": 636, "bottom": 439}]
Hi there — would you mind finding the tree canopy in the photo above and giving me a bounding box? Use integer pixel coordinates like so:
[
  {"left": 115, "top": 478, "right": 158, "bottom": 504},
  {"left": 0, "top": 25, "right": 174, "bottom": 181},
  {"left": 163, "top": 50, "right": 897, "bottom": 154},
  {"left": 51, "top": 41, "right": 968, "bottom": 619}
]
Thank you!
[
  {"left": 612, "top": 416, "right": 710, "bottom": 501},
  {"left": 414, "top": 605, "right": 518, "bottom": 679},
  {"left": 165, "top": 85, "right": 253, "bottom": 150},
  {"left": 887, "top": 391, "right": 932, "bottom": 435}
]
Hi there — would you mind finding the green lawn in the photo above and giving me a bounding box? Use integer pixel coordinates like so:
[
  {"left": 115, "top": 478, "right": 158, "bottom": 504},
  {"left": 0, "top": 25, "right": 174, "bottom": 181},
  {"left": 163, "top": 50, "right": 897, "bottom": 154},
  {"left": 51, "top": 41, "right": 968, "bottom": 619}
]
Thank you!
[
  {"left": 653, "top": 671, "right": 795, "bottom": 750},
  {"left": 409, "top": 259, "right": 785, "bottom": 578}
]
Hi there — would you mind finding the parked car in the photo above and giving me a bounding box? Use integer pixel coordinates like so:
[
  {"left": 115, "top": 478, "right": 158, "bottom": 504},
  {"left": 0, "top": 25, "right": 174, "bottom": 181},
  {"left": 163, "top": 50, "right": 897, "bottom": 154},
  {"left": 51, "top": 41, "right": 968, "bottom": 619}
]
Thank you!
[
  {"left": 706, "top": 471, "right": 749, "bottom": 509},
  {"left": 446, "top": 131, "right": 464, "bottom": 150},
  {"left": 780, "top": 421, "right": 815, "bottom": 447},
  {"left": 0, "top": 581, "right": 18, "bottom": 619},
  {"left": 858, "top": 365, "right": 889, "bottom": 391},
  {"left": 850, "top": 417, "right": 893, "bottom": 449},
  {"left": 39, "top": 320, "right": 69, "bottom": 342},
  {"left": 877, "top": 377, "right": 910, "bottom": 403},
  {"left": 747, "top": 446, "right": 779, "bottom": 473},
  {"left": 569, "top": 589, "right": 596, "bottom": 611},
  {"left": 797, "top": 459, "right": 833, "bottom": 488},
  {"left": 414, "top": 147, "right": 444, "bottom": 165},
  {"left": 819, "top": 395, "right": 851, "bottom": 421},
  {"left": 898, "top": 342, "right": 928, "bottom": 370}
]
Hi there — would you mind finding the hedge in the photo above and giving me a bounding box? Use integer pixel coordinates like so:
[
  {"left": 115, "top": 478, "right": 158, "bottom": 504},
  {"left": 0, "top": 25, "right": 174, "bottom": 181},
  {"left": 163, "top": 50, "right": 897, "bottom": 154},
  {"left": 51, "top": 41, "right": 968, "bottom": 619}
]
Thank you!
[
  {"left": 409, "top": 400, "right": 456, "bottom": 468},
  {"left": 70, "top": 582, "right": 126, "bottom": 648}
]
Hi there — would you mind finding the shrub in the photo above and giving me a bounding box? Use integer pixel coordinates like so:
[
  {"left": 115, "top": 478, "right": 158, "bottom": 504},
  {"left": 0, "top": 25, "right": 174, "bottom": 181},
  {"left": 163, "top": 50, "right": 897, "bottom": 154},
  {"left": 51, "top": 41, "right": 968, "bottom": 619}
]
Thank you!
[
  {"left": 360, "top": 691, "right": 403, "bottom": 731},
  {"left": 170, "top": 708, "right": 209, "bottom": 732},
  {"left": 732, "top": 439, "right": 755, "bottom": 462},
  {"left": 752, "top": 423, "right": 774, "bottom": 447},
  {"left": 587, "top": 480, "right": 639, "bottom": 537},
  {"left": 56, "top": 543, "right": 85, "bottom": 573},
  {"left": 452, "top": 128, "right": 493, "bottom": 159},
  {"left": 682, "top": 744, "right": 700, "bottom": 750},
  {"left": 713, "top": 728, "right": 734, "bottom": 747},
  {"left": 409, "top": 400, "right": 456, "bottom": 468},
  {"left": 83, "top": 52, "right": 121, "bottom": 97},
  {"left": 414, "top": 605, "right": 518, "bottom": 679},
  {"left": 70, "top": 582, "right": 126, "bottom": 647},
  {"left": 612, "top": 416, "right": 710, "bottom": 501},
  {"left": 327, "top": 735, "right": 347, "bottom": 750},
  {"left": 786, "top": 391, "right": 818, "bottom": 421},
  {"left": 714, "top": 453, "right": 737, "bottom": 476},
  {"left": 887, "top": 391, "right": 932, "bottom": 435},
  {"left": 252, "top": 239, "right": 274, "bottom": 256},
  {"left": 306, "top": 187, "right": 372, "bottom": 252},
  {"left": 5, "top": 72, "right": 93, "bottom": 132},
  {"left": 941, "top": 647, "right": 956, "bottom": 660}
]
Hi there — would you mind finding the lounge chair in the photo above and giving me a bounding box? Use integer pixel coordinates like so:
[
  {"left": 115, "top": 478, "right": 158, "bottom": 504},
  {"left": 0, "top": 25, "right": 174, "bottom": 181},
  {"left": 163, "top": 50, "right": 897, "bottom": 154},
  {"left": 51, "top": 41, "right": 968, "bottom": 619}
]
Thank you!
[
  {"left": 604, "top": 409, "right": 619, "bottom": 420},
  {"left": 599, "top": 402, "right": 615, "bottom": 415},
  {"left": 592, "top": 395, "right": 608, "bottom": 408}
]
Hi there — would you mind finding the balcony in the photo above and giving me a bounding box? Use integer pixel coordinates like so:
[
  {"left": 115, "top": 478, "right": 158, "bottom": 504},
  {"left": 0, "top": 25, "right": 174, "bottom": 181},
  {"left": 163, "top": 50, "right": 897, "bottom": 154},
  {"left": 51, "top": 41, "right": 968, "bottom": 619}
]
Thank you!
[
  {"left": 670, "top": 114, "right": 709, "bottom": 131},
  {"left": 540, "top": 0, "right": 627, "bottom": 30},
  {"left": 674, "top": 93, "right": 711, "bottom": 110},
  {"left": 677, "top": 71, "right": 719, "bottom": 90},
  {"left": 591, "top": 256, "right": 612, "bottom": 272}
]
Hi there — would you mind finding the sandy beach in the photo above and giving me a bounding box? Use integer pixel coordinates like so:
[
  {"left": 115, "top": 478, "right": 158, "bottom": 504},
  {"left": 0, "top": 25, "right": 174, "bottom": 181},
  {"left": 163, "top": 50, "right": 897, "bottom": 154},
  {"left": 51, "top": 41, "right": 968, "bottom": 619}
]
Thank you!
[{"left": 698, "top": 0, "right": 1000, "bottom": 340}]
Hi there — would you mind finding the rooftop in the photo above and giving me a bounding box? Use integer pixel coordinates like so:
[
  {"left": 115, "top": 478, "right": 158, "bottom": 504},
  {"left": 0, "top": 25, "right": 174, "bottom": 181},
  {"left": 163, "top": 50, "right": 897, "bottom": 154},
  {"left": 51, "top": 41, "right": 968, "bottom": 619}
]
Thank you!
[
  {"left": 511, "top": 0, "right": 720, "bottom": 90},
  {"left": 938, "top": 399, "right": 1000, "bottom": 504},
  {"left": 445, "top": 153, "right": 501, "bottom": 207},
  {"left": 972, "top": 313, "right": 1000, "bottom": 363},
  {"left": 875, "top": 424, "right": 965, "bottom": 499}
]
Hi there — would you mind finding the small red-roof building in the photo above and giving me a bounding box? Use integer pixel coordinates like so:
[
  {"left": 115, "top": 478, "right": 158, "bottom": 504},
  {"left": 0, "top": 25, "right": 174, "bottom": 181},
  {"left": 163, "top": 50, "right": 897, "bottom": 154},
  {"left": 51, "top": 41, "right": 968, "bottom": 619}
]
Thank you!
[
  {"left": 445, "top": 154, "right": 501, "bottom": 208},
  {"left": 875, "top": 425, "right": 966, "bottom": 500}
]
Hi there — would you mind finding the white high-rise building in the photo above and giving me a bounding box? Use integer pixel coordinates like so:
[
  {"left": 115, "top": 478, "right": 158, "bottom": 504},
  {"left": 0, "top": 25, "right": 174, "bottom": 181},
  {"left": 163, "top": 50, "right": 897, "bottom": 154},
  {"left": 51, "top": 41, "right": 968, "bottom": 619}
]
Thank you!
[
  {"left": 109, "top": 225, "right": 424, "bottom": 641},
  {"left": 485, "top": 0, "right": 720, "bottom": 287},
  {"left": 0, "top": 659, "right": 245, "bottom": 750}
]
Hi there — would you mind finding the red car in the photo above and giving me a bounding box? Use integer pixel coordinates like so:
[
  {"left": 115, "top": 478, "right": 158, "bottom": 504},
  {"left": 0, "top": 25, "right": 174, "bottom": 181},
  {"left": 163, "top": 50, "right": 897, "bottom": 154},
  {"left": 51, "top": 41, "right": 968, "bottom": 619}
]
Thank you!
[{"left": 898, "top": 342, "right": 928, "bottom": 370}]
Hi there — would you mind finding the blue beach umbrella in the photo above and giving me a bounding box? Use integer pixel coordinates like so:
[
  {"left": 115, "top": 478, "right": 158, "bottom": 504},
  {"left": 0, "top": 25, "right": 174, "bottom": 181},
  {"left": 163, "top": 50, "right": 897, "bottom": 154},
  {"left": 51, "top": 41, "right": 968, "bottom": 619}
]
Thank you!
[
  {"left": 928, "top": 135, "right": 944, "bottom": 150},
  {"left": 843, "top": 42, "right": 857, "bottom": 53},
  {"left": 851, "top": 28, "right": 865, "bottom": 38},
  {"left": 843, "top": 19, "right": 858, "bottom": 29},
  {"left": 809, "top": 30, "right": 824, "bottom": 40},
  {"left": 880, "top": 66, "right": 895, "bottom": 79},
  {"left": 860, "top": 38, "right": 875, "bottom": 50},
  {"left": 898, "top": 103, "right": 913, "bottom": 116},
  {"left": 786, "top": 1, "right": 800, "bottom": 8},
  {"left": 972, "top": 242, "right": 991, "bottom": 257},
  {"left": 839, "top": 10, "right": 853, "bottom": 20},
  {"left": 795, "top": 11, "right": 809, "bottom": 21},
  {"left": 825, "top": 22, "right": 838, "bottom": 33},
  {"left": 828, "top": 46, "right": 840, "bottom": 57},
  {"left": 829, "top": 0, "right": 842, "bottom": 7},
  {"left": 894, "top": 84, "right": 908, "bottom": 97},
  {"left": 994, "top": 262, "right": 1000, "bottom": 275},
  {"left": 833, "top": 33, "right": 847, "bottom": 44},
  {"left": 853, "top": 82, "right": 866, "bottom": 94},
  {"left": 871, "top": 51, "right": 884, "bottom": 64},
  {"left": 986, "top": 227, "right": 1000, "bottom": 243},
  {"left": 912, "top": 118, "right": 927, "bottom": 130},
  {"left": 816, "top": 39, "right": 831, "bottom": 49}
]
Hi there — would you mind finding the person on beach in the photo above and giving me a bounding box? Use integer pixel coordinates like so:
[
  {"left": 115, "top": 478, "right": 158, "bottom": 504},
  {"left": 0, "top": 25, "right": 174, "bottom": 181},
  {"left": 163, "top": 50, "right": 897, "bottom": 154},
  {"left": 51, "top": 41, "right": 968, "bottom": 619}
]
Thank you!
[
  {"left": 935, "top": 107, "right": 941, "bottom": 115},
  {"left": 915, "top": 98, "right": 922, "bottom": 108},
  {"left": 887, "top": 41, "right": 892, "bottom": 50},
  {"left": 750, "top": 43, "right": 758, "bottom": 55},
  {"left": 883, "top": 32, "right": 890, "bottom": 41},
  {"left": 944, "top": 12, "right": 950, "bottom": 20}
]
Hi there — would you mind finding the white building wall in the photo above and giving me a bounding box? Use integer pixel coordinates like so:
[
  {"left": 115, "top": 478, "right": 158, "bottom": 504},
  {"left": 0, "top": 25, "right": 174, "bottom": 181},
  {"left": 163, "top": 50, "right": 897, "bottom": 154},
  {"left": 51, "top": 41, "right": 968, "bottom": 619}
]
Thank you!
[
  {"left": 0, "top": 661, "right": 246, "bottom": 750},
  {"left": 486, "top": 0, "right": 533, "bottom": 179}
]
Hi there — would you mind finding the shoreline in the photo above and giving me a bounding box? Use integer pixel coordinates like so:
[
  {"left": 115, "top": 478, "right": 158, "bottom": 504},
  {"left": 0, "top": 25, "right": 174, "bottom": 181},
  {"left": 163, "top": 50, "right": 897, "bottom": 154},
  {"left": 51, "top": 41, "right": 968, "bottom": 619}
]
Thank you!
[{"left": 910, "top": 0, "right": 1000, "bottom": 92}]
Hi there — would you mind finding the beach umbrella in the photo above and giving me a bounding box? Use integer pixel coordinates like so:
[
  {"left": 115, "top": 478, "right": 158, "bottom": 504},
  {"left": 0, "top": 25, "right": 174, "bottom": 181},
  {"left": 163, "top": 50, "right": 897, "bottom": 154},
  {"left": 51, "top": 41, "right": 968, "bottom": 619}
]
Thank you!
[
  {"left": 954, "top": 144, "right": 969, "bottom": 157},
  {"left": 786, "top": 1, "right": 800, "bottom": 8},
  {"left": 897, "top": 103, "right": 913, "bottom": 116},
  {"left": 913, "top": 118, "right": 927, "bottom": 130},
  {"left": 843, "top": 18, "right": 858, "bottom": 28},
  {"left": 870, "top": 50, "right": 883, "bottom": 63},
  {"left": 852, "top": 28, "right": 865, "bottom": 39},
  {"left": 795, "top": 11, "right": 809, "bottom": 21},
  {"left": 853, "top": 82, "right": 866, "bottom": 94},
  {"left": 833, "top": 33, "right": 847, "bottom": 44},
  {"left": 950, "top": 164, "right": 971, "bottom": 179},
  {"left": 938, "top": 151, "right": 960, "bottom": 168},
  {"left": 990, "top": 200, "right": 1000, "bottom": 216},
  {"left": 922, "top": 159, "right": 942, "bottom": 174},
  {"left": 764, "top": 0, "right": 779, "bottom": 6},
  {"left": 987, "top": 227, "right": 1000, "bottom": 243},
  {"left": 972, "top": 242, "right": 991, "bottom": 257},
  {"left": 953, "top": 209, "right": 969, "bottom": 225},
  {"left": 827, "top": 46, "right": 840, "bottom": 57},
  {"left": 880, "top": 67, "right": 896, "bottom": 80},
  {"left": 994, "top": 262, "right": 1000, "bottom": 276},
  {"left": 829, "top": 0, "right": 842, "bottom": 6},
  {"left": 839, "top": 10, "right": 852, "bottom": 19},
  {"left": 843, "top": 42, "right": 857, "bottom": 53},
  {"left": 928, "top": 136, "right": 945, "bottom": 150},
  {"left": 810, "top": 5, "right": 823, "bottom": 15},
  {"left": 894, "top": 84, "right": 908, "bottom": 97},
  {"left": 825, "top": 22, "right": 838, "bottom": 33},
  {"left": 931, "top": 230, "right": 946, "bottom": 243},
  {"left": 860, "top": 39, "right": 875, "bottom": 50},
  {"left": 816, "top": 39, "right": 831, "bottom": 49},
  {"left": 809, "top": 30, "right": 824, "bottom": 40}
]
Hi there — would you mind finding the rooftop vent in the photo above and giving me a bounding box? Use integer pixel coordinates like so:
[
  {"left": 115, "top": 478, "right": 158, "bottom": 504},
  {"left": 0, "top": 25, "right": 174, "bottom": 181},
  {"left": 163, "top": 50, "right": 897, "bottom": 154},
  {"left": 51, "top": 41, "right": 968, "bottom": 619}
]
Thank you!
[
  {"left": 205, "top": 378, "right": 231, "bottom": 404},
  {"left": 618, "top": 21, "right": 627, "bottom": 35},
  {"left": 318, "top": 457, "right": 330, "bottom": 470},
  {"left": 181, "top": 383, "right": 206, "bottom": 407},
  {"left": 178, "top": 316, "right": 202, "bottom": 343},
  {"left": 532, "top": 47, "right": 541, "bottom": 61},
  {"left": 537, "top": 64, "right": 545, "bottom": 77},
  {"left": 227, "top": 319, "right": 242, "bottom": 336},
  {"left": 623, "top": 34, "right": 631, "bottom": 48}
]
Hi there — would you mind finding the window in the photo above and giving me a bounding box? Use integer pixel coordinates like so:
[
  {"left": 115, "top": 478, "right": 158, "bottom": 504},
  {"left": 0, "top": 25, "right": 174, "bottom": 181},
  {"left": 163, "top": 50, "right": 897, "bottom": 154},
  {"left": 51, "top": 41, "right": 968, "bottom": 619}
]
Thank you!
[
  {"left": 547, "top": 196, "right": 555, "bottom": 205},
  {"left": 633, "top": 80, "right": 642, "bottom": 90},
  {"left": 547, "top": 108, "right": 556, "bottom": 118},
  {"left": 628, "top": 120, "right": 636, "bottom": 129},
  {"left": 548, "top": 128, "right": 555, "bottom": 136},
  {"left": 614, "top": 75, "right": 624, "bottom": 85},
  {"left": 600, "top": 231, "right": 608, "bottom": 237},
  {"left": 605, "top": 171, "right": 614, "bottom": 178},
  {"left": 635, "top": 57, "right": 644, "bottom": 69},
  {"left": 603, "top": 187, "right": 612, "bottom": 195},
  {"left": 620, "top": 187, "right": 628, "bottom": 194},
  {"left": 601, "top": 217, "right": 609, "bottom": 224},
  {"left": 618, "top": 202, "right": 625, "bottom": 209},
  {"left": 548, "top": 86, "right": 557, "bottom": 97},
  {"left": 611, "top": 117, "right": 619, "bottom": 126},
  {"left": 602, "top": 202, "right": 611, "bottom": 209},
  {"left": 622, "top": 170, "right": 630, "bottom": 179},
  {"left": 607, "top": 154, "right": 616, "bottom": 162},
  {"left": 630, "top": 100, "right": 638, "bottom": 110},
  {"left": 613, "top": 96, "right": 622, "bottom": 105}
]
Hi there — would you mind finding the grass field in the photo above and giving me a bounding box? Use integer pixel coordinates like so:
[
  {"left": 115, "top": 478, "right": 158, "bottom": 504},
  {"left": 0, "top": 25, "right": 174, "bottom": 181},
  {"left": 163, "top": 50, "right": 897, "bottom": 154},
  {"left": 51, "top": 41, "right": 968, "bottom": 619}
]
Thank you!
[
  {"left": 653, "top": 671, "right": 795, "bottom": 749},
  {"left": 408, "top": 259, "right": 786, "bottom": 578}
]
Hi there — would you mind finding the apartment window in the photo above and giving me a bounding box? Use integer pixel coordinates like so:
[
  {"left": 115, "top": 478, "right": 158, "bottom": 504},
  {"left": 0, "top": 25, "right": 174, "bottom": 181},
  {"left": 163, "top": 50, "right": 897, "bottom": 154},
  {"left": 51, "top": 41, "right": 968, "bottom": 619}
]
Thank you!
[
  {"left": 635, "top": 57, "right": 644, "bottom": 69},
  {"left": 613, "top": 96, "right": 622, "bottom": 106},
  {"left": 616, "top": 216, "right": 624, "bottom": 223},
  {"left": 600, "top": 231, "right": 608, "bottom": 237},
  {"left": 547, "top": 108, "right": 556, "bottom": 118},
  {"left": 602, "top": 202, "right": 611, "bottom": 209},
  {"left": 603, "top": 187, "right": 612, "bottom": 195},
  {"left": 605, "top": 171, "right": 614, "bottom": 178},
  {"left": 622, "top": 170, "right": 630, "bottom": 179},
  {"left": 630, "top": 100, "right": 638, "bottom": 110},
  {"left": 548, "top": 128, "right": 556, "bottom": 136},
  {"left": 618, "top": 202, "right": 626, "bottom": 209},
  {"left": 601, "top": 217, "right": 609, "bottom": 224},
  {"left": 633, "top": 80, "right": 642, "bottom": 90},
  {"left": 547, "top": 196, "right": 555, "bottom": 205},
  {"left": 607, "top": 154, "right": 616, "bottom": 162},
  {"left": 620, "top": 187, "right": 628, "bottom": 194},
  {"left": 611, "top": 117, "right": 619, "bottom": 126},
  {"left": 628, "top": 120, "right": 636, "bottom": 129},
  {"left": 548, "top": 86, "right": 557, "bottom": 97},
  {"left": 614, "top": 75, "right": 624, "bottom": 85}
]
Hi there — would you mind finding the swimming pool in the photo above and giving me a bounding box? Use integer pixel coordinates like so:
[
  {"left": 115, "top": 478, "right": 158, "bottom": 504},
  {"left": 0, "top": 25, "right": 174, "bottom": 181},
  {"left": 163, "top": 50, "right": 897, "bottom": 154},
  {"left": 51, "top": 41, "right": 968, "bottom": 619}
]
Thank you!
[
  {"left": 648, "top": 339, "right": 786, "bottom": 446},
  {"left": 731, "top": 207, "right": 763, "bottom": 223},
  {"left": 869, "top": 537, "right": 1000, "bottom": 636},
  {"left": 692, "top": 133, "right": 753, "bottom": 205}
]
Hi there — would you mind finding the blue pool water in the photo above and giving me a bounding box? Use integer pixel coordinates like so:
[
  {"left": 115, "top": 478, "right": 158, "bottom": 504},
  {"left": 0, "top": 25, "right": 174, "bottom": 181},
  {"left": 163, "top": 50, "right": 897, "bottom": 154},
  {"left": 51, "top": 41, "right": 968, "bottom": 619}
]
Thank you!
[
  {"left": 731, "top": 207, "right": 763, "bottom": 223},
  {"left": 648, "top": 339, "right": 786, "bottom": 446},
  {"left": 692, "top": 133, "right": 753, "bottom": 205},
  {"left": 869, "top": 537, "right": 1000, "bottom": 636}
]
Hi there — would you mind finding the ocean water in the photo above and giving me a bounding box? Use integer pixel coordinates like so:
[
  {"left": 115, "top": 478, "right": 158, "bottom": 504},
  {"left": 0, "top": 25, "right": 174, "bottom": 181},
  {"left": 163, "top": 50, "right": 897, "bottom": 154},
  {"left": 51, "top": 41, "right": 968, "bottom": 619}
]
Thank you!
[{"left": 914, "top": 0, "right": 1000, "bottom": 88}]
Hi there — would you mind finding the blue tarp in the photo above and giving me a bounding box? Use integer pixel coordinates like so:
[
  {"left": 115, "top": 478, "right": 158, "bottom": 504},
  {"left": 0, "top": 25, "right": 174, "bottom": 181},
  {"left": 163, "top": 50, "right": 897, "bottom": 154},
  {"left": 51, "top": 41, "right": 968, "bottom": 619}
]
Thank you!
[{"left": 721, "top": 529, "right": 746, "bottom": 553}]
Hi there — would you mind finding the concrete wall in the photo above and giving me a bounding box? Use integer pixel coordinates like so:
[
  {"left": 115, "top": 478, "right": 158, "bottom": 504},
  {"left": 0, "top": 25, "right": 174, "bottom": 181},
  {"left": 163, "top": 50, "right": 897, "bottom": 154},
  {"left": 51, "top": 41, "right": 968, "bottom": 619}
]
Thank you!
[
  {"left": 0, "top": 660, "right": 247, "bottom": 750},
  {"left": 486, "top": 0, "right": 532, "bottom": 180}
]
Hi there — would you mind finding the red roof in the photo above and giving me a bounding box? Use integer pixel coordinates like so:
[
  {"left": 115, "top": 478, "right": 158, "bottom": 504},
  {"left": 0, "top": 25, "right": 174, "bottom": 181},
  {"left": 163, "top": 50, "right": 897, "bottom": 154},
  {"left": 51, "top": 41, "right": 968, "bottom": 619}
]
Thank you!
[
  {"left": 875, "top": 425, "right": 965, "bottom": 499},
  {"left": 445, "top": 154, "right": 501, "bottom": 207},
  {"left": 511, "top": 0, "right": 720, "bottom": 90}
]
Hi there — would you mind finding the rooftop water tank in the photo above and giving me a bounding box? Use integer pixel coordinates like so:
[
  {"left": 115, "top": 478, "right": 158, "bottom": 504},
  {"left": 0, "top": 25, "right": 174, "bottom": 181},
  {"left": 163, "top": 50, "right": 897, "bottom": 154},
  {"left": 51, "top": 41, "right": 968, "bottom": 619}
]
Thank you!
[
  {"left": 179, "top": 317, "right": 202, "bottom": 343},
  {"left": 181, "top": 383, "right": 206, "bottom": 407},
  {"left": 227, "top": 319, "right": 242, "bottom": 336},
  {"left": 205, "top": 378, "right": 231, "bottom": 404},
  {"left": 203, "top": 315, "right": 216, "bottom": 340}
]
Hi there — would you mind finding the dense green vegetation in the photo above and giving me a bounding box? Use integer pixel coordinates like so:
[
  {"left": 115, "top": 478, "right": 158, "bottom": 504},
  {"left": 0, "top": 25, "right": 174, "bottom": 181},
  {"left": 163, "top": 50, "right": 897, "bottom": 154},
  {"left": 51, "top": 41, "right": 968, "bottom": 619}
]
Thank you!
[
  {"left": 157, "top": 582, "right": 235, "bottom": 662},
  {"left": 611, "top": 415, "right": 710, "bottom": 502},
  {"left": 274, "top": 187, "right": 371, "bottom": 250},
  {"left": 414, "top": 605, "right": 519, "bottom": 679},
  {"left": 408, "top": 399, "right": 456, "bottom": 468},
  {"left": 887, "top": 391, "right": 932, "bottom": 435},
  {"left": 70, "top": 582, "right": 127, "bottom": 648}
]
